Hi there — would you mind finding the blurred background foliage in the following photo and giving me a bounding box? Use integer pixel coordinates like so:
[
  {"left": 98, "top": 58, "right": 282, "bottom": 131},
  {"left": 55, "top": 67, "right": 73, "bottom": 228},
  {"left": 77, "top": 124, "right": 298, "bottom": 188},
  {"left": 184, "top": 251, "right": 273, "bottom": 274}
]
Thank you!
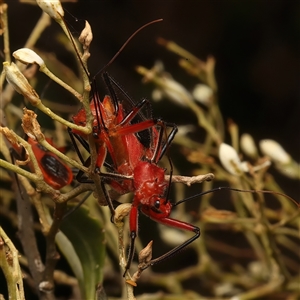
[{"left": 1, "top": 0, "right": 299, "bottom": 299}]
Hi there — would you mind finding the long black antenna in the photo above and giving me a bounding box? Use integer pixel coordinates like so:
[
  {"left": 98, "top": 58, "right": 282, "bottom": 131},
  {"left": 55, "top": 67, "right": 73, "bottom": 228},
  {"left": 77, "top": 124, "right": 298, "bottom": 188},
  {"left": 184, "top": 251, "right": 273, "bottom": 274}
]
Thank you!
[
  {"left": 93, "top": 19, "right": 163, "bottom": 79},
  {"left": 173, "top": 186, "right": 299, "bottom": 208},
  {"left": 61, "top": 12, "right": 162, "bottom": 79}
]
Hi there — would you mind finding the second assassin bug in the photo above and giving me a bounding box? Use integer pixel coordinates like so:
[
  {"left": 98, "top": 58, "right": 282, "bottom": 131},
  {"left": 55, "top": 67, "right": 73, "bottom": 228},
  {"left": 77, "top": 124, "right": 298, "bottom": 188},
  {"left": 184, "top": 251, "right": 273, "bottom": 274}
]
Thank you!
[
  {"left": 26, "top": 136, "right": 73, "bottom": 190},
  {"left": 8, "top": 134, "right": 73, "bottom": 190}
]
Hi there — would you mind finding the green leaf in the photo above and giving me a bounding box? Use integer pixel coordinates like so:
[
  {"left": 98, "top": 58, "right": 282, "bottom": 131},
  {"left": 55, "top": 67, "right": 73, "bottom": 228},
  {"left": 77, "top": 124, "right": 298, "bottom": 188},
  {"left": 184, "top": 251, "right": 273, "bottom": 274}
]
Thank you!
[{"left": 57, "top": 205, "right": 105, "bottom": 299}]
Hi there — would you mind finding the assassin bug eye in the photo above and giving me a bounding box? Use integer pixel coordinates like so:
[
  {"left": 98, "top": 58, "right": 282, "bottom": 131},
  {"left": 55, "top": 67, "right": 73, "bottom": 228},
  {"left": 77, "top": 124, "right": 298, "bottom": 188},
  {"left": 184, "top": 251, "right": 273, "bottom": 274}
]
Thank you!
[
  {"left": 154, "top": 199, "right": 160, "bottom": 209},
  {"left": 93, "top": 132, "right": 99, "bottom": 139}
]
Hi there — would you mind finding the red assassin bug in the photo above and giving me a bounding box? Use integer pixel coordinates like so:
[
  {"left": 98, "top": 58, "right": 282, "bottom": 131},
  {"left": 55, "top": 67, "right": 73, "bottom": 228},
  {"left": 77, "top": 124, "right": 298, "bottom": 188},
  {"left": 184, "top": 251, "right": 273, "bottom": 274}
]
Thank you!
[
  {"left": 70, "top": 72, "right": 203, "bottom": 273},
  {"left": 10, "top": 136, "right": 73, "bottom": 190},
  {"left": 65, "top": 19, "right": 300, "bottom": 276},
  {"left": 70, "top": 72, "right": 300, "bottom": 275}
]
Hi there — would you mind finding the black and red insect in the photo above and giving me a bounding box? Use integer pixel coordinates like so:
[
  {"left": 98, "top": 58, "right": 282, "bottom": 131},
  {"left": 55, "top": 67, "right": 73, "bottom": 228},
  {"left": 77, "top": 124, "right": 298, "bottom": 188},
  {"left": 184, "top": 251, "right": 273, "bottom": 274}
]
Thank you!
[
  {"left": 9, "top": 135, "right": 73, "bottom": 190},
  {"left": 28, "top": 137, "right": 73, "bottom": 190},
  {"left": 70, "top": 72, "right": 203, "bottom": 273},
  {"left": 67, "top": 20, "right": 299, "bottom": 275}
]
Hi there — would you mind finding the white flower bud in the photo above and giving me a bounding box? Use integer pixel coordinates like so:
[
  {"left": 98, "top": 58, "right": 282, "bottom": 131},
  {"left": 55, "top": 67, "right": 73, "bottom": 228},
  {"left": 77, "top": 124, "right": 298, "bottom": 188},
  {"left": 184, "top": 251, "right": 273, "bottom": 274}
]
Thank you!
[
  {"left": 13, "top": 48, "right": 45, "bottom": 67},
  {"left": 192, "top": 84, "right": 213, "bottom": 106},
  {"left": 259, "top": 140, "right": 299, "bottom": 179},
  {"left": 248, "top": 261, "right": 266, "bottom": 279},
  {"left": 177, "top": 125, "right": 195, "bottom": 136},
  {"left": 3, "top": 62, "right": 40, "bottom": 105},
  {"left": 240, "top": 133, "right": 258, "bottom": 159},
  {"left": 240, "top": 161, "right": 249, "bottom": 172},
  {"left": 161, "top": 76, "right": 193, "bottom": 107},
  {"left": 259, "top": 139, "right": 290, "bottom": 164},
  {"left": 219, "top": 143, "right": 244, "bottom": 176},
  {"left": 151, "top": 89, "right": 163, "bottom": 102},
  {"left": 151, "top": 61, "right": 193, "bottom": 106},
  {"left": 36, "top": 0, "right": 64, "bottom": 20}
]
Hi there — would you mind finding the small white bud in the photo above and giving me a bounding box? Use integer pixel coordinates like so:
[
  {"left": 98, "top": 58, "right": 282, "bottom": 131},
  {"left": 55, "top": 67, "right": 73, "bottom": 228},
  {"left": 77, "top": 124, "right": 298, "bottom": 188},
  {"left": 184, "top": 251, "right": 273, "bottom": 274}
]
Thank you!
[
  {"left": 177, "top": 125, "right": 195, "bottom": 136},
  {"left": 26, "top": 132, "right": 36, "bottom": 140},
  {"left": 240, "top": 161, "right": 249, "bottom": 172},
  {"left": 240, "top": 133, "right": 258, "bottom": 159},
  {"left": 219, "top": 143, "right": 244, "bottom": 176},
  {"left": 151, "top": 61, "right": 193, "bottom": 106},
  {"left": 39, "top": 281, "right": 53, "bottom": 293},
  {"left": 13, "top": 48, "right": 45, "bottom": 67},
  {"left": 151, "top": 89, "right": 163, "bottom": 102},
  {"left": 248, "top": 261, "right": 267, "bottom": 279},
  {"left": 36, "top": 0, "right": 64, "bottom": 20},
  {"left": 252, "top": 160, "right": 271, "bottom": 172},
  {"left": 259, "top": 139, "right": 290, "bottom": 164},
  {"left": 161, "top": 76, "right": 193, "bottom": 107},
  {"left": 192, "top": 84, "right": 213, "bottom": 106},
  {"left": 259, "top": 140, "right": 299, "bottom": 179},
  {"left": 151, "top": 60, "right": 164, "bottom": 73},
  {"left": 215, "top": 283, "right": 237, "bottom": 297}
]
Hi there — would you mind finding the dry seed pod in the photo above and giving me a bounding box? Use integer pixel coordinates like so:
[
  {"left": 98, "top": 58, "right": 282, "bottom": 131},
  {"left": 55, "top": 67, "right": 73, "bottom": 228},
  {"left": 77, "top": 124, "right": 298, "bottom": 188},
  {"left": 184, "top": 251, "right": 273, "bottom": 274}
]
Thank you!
[
  {"left": 3, "top": 62, "right": 40, "bottom": 105},
  {"left": 79, "top": 21, "right": 93, "bottom": 49}
]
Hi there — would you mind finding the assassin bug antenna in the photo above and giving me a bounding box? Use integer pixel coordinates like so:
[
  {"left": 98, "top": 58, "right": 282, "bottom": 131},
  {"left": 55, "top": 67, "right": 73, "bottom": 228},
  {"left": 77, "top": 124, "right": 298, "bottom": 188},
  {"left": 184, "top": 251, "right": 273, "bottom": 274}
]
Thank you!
[
  {"left": 61, "top": 14, "right": 162, "bottom": 80},
  {"left": 173, "top": 187, "right": 299, "bottom": 208},
  {"left": 93, "top": 19, "right": 163, "bottom": 79},
  {"left": 133, "top": 184, "right": 299, "bottom": 272}
]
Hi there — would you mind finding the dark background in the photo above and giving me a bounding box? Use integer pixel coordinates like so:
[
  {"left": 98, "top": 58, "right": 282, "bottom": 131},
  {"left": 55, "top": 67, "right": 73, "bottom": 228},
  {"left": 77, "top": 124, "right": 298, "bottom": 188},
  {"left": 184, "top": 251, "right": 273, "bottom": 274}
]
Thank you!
[{"left": 9, "top": 0, "right": 299, "bottom": 192}]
